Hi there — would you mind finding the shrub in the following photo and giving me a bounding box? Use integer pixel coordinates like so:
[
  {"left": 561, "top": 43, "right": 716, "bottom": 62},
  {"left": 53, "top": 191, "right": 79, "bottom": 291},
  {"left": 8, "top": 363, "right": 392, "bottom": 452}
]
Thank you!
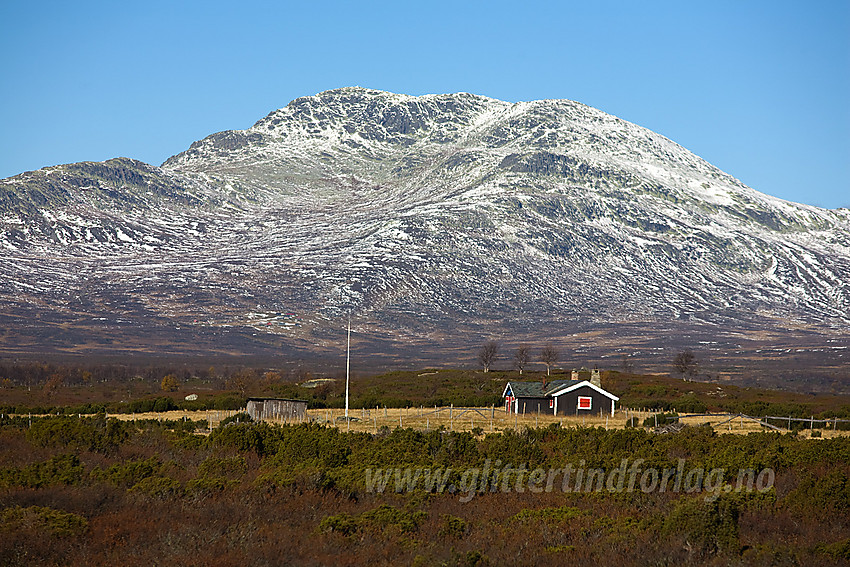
[
  {"left": 360, "top": 504, "right": 426, "bottom": 533},
  {"left": 160, "top": 374, "right": 179, "bottom": 392},
  {"left": 319, "top": 505, "right": 426, "bottom": 537},
  {"left": 319, "top": 513, "right": 358, "bottom": 536},
  {"left": 787, "top": 468, "right": 850, "bottom": 514},
  {"left": 439, "top": 515, "right": 468, "bottom": 539},
  {"left": 91, "top": 457, "right": 162, "bottom": 488},
  {"left": 197, "top": 456, "right": 247, "bottom": 480},
  {"left": 185, "top": 476, "right": 236, "bottom": 496},
  {"left": 663, "top": 495, "right": 739, "bottom": 555},
  {"left": 219, "top": 412, "right": 252, "bottom": 427},
  {"left": 26, "top": 415, "right": 130, "bottom": 453},
  {"left": 814, "top": 538, "right": 850, "bottom": 560},
  {"left": 643, "top": 412, "right": 679, "bottom": 428},
  {"left": 510, "top": 506, "right": 583, "bottom": 524},
  {"left": 0, "top": 454, "right": 84, "bottom": 488},
  {"left": 207, "top": 422, "right": 278, "bottom": 456},
  {"left": 130, "top": 476, "right": 183, "bottom": 499},
  {"left": 672, "top": 395, "right": 707, "bottom": 413},
  {"left": 0, "top": 506, "right": 88, "bottom": 537}
]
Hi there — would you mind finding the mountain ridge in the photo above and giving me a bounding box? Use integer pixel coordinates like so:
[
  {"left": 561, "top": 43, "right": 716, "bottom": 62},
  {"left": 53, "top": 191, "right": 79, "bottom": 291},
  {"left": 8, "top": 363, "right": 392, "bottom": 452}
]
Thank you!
[{"left": 1, "top": 88, "right": 848, "bottom": 383}]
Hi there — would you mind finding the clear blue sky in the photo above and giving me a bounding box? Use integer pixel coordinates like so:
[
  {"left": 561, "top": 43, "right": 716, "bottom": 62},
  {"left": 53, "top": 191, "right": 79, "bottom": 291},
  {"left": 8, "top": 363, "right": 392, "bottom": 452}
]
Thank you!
[{"left": 1, "top": 0, "right": 848, "bottom": 208}]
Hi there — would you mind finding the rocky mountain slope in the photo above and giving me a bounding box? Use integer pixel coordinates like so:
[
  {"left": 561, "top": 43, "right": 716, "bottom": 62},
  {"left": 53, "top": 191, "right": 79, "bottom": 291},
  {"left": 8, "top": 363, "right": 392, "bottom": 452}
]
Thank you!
[{"left": 1, "top": 87, "right": 849, "bottom": 373}]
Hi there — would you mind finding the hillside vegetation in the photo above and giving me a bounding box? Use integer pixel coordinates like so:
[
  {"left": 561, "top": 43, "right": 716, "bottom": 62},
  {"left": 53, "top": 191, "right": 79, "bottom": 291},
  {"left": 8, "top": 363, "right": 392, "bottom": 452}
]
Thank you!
[
  {"left": 2, "top": 361, "right": 848, "bottom": 424},
  {"left": 1, "top": 413, "right": 849, "bottom": 565}
]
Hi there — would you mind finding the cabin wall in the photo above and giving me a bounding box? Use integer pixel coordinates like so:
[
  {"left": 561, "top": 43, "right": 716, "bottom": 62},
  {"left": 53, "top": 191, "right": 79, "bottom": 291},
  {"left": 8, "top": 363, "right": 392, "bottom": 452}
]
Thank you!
[
  {"left": 553, "top": 386, "right": 614, "bottom": 416},
  {"left": 513, "top": 397, "right": 551, "bottom": 415}
]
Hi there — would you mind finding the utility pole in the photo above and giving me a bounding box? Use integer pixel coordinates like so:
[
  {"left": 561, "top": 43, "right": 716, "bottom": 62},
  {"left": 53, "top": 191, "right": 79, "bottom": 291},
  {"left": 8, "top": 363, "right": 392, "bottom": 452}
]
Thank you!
[{"left": 345, "top": 315, "right": 351, "bottom": 420}]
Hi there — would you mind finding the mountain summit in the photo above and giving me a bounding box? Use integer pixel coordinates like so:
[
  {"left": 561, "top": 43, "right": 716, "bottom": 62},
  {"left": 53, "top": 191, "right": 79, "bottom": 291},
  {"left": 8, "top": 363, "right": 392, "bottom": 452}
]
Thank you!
[{"left": 2, "top": 88, "right": 849, "bottom": 371}]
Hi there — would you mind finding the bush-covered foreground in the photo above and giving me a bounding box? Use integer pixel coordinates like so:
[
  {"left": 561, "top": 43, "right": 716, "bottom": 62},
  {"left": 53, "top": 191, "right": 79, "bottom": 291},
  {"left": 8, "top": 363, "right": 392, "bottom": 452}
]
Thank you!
[{"left": 1, "top": 415, "right": 849, "bottom": 566}]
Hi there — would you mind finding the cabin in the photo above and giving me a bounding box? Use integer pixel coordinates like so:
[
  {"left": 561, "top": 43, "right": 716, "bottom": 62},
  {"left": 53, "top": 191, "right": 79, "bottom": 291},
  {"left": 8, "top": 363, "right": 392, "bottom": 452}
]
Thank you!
[
  {"left": 502, "top": 374, "right": 619, "bottom": 416},
  {"left": 246, "top": 397, "right": 308, "bottom": 423}
]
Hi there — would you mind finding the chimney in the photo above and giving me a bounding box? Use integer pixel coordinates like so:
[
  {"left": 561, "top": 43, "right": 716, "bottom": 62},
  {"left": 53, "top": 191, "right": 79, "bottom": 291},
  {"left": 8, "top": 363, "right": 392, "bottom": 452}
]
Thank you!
[
  {"left": 591, "top": 367, "right": 601, "bottom": 388},
  {"left": 571, "top": 369, "right": 578, "bottom": 381}
]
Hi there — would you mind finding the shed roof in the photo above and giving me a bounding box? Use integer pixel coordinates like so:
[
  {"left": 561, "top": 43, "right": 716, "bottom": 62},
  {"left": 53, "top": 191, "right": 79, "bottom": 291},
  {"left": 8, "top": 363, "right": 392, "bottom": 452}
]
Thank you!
[{"left": 247, "top": 397, "right": 308, "bottom": 404}]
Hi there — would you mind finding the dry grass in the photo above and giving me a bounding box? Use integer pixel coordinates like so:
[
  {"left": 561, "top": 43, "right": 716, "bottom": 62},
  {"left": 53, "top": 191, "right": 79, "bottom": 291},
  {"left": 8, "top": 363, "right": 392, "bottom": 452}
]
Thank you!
[
  {"left": 296, "top": 407, "right": 850, "bottom": 437},
  {"left": 304, "top": 406, "right": 625, "bottom": 434},
  {"left": 98, "top": 409, "right": 242, "bottom": 429},
  {"left": 27, "top": 407, "right": 847, "bottom": 437}
]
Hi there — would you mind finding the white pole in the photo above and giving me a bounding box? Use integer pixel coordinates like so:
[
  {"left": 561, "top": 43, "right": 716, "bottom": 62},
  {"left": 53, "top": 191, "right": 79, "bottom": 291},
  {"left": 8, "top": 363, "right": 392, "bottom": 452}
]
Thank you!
[{"left": 345, "top": 315, "right": 351, "bottom": 419}]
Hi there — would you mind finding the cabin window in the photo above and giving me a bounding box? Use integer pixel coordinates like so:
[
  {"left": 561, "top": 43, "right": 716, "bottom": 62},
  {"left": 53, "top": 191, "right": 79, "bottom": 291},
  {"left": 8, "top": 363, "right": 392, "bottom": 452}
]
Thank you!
[{"left": 577, "top": 396, "right": 592, "bottom": 410}]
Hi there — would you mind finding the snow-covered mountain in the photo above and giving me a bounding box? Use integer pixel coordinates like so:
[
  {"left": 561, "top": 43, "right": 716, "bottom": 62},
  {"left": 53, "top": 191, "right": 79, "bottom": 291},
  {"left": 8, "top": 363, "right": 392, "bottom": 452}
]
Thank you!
[{"left": 2, "top": 87, "right": 849, "bottom": 365}]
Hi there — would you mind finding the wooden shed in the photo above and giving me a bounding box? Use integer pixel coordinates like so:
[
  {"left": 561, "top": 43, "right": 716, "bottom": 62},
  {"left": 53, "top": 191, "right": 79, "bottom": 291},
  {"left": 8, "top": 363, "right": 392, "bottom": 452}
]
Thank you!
[{"left": 246, "top": 397, "right": 308, "bottom": 423}]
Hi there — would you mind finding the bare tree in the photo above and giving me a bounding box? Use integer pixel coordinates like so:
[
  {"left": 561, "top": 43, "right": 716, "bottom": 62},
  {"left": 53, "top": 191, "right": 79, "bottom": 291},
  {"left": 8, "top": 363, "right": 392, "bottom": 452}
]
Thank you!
[
  {"left": 513, "top": 345, "right": 531, "bottom": 374},
  {"left": 673, "top": 349, "right": 698, "bottom": 381},
  {"left": 620, "top": 354, "right": 634, "bottom": 374},
  {"left": 478, "top": 341, "right": 499, "bottom": 373},
  {"left": 540, "top": 343, "right": 560, "bottom": 376}
]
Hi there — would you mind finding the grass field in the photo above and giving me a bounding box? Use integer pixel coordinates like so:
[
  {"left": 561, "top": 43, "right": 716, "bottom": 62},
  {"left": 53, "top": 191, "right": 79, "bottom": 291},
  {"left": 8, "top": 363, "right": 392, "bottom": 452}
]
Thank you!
[{"left": 87, "top": 406, "right": 849, "bottom": 439}]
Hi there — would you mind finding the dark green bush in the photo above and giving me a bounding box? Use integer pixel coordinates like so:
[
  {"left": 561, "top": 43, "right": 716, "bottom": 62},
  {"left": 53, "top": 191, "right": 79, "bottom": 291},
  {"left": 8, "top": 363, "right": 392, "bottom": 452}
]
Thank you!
[
  {"left": 130, "top": 476, "right": 183, "bottom": 499},
  {"left": 439, "top": 515, "right": 468, "bottom": 538},
  {"left": 664, "top": 495, "right": 740, "bottom": 555},
  {"left": 672, "top": 395, "right": 707, "bottom": 413},
  {"left": 643, "top": 412, "right": 679, "bottom": 428},
  {"left": 0, "top": 506, "right": 88, "bottom": 537},
  {"left": 26, "top": 415, "right": 130, "bottom": 454},
  {"left": 197, "top": 456, "right": 247, "bottom": 479},
  {"left": 787, "top": 468, "right": 850, "bottom": 514},
  {"left": 0, "top": 454, "right": 83, "bottom": 489},
  {"left": 207, "top": 422, "right": 279, "bottom": 456},
  {"left": 219, "top": 412, "right": 252, "bottom": 427},
  {"left": 91, "top": 457, "right": 162, "bottom": 488},
  {"left": 319, "top": 512, "right": 358, "bottom": 536}
]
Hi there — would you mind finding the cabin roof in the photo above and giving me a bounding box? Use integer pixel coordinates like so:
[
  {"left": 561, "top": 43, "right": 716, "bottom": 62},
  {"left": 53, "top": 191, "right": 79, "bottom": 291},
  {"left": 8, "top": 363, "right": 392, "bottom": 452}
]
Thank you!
[
  {"left": 503, "top": 379, "right": 619, "bottom": 401},
  {"left": 503, "top": 379, "right": 580, "bottom": 398}
]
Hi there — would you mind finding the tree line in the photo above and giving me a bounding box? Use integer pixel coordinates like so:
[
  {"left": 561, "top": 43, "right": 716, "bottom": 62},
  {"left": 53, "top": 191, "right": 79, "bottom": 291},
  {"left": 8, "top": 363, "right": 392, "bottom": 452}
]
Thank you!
[
  {"left": 477, "top": 341, "right": 561, "bottom": 375},
  {"left": 477, "top": 341, "right": 702, "bottom": 381}
]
